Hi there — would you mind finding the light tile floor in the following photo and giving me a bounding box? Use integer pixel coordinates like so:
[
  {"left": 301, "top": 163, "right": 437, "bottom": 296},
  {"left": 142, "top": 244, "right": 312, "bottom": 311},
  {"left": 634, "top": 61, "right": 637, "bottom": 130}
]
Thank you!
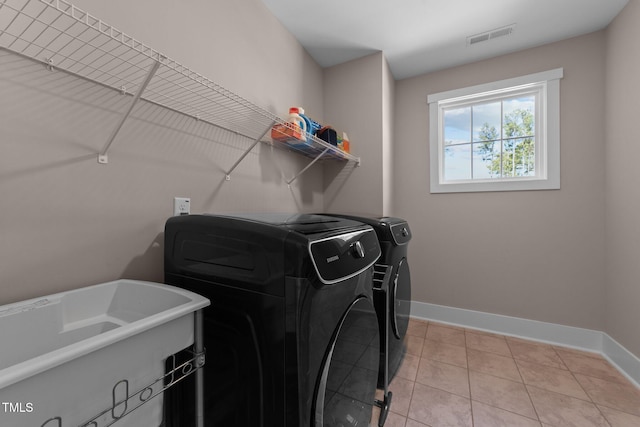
[{"left": 374, "top": 319, "right": 640, "bottom": 427}]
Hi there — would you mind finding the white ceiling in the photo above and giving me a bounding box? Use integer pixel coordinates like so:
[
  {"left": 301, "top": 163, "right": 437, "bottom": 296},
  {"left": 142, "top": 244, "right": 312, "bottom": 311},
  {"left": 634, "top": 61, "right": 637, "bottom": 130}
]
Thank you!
[{"left": 260, "top": 0, "right": 629, "bottom": 80}]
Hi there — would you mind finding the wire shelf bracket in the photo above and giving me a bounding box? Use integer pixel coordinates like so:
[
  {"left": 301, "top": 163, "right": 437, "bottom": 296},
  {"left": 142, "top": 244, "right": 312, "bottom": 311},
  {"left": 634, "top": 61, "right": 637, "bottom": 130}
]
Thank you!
[
  {"left": 225, "top": 121, "right": 275, "bottom": 181},
  {"left": 98, "top": 59, "right": 161, "bottom": 164},
  {"left": 287, "top": 147, "right": 329, "bottom": 186}
]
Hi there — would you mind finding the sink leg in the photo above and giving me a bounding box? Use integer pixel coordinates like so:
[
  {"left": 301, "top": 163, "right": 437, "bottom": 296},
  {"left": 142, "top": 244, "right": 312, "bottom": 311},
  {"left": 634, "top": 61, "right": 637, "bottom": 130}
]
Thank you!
[{"left": 194, "top": 310, "right": 204, "bottom": 427}]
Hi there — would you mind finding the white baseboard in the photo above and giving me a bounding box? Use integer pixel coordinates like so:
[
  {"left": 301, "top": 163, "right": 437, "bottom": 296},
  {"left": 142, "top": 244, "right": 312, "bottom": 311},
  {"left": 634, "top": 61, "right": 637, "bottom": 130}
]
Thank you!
[{"left": 411, "top": 301, "right": 640, "bottom": 388}]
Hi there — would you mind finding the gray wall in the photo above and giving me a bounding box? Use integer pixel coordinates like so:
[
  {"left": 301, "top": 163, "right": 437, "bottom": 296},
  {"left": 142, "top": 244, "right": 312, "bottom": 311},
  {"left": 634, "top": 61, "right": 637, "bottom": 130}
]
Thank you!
[
  {"left": 605, "top": 0, "right": 640, "bottom": 357},
  {"left": 382, "top": 58, "right": 395, "bottom": 216},
  {"left": 322, "top": 52, "right": 395, "bottom": 217},
  {"left": 393, "top": 32, "right": 608, "bottom": 331},
  {"left": 0, "top": 0, "right": 326, "bottom": 305},
  {"left": 322, "top": 52, "right": 386, "bottom": 216}
]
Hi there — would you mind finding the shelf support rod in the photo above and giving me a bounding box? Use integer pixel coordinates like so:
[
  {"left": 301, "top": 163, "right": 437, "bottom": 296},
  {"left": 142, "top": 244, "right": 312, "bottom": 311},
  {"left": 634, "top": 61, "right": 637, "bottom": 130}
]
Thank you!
[
  {"left": 194, "top": 310, "right": 205, "bottom": 427},
  {"left": 225, "top": 121, "right": 275, "bottom": 181},
  {"left": 287, "top": 147, "right": 329, "bottom": 186},
  {"left": 98, "top": 60, "right": 161, "bottom": 164}
]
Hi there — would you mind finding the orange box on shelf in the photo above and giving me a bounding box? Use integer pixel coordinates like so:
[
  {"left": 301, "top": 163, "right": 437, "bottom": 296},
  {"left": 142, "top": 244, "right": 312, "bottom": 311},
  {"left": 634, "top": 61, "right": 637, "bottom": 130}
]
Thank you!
[{"left": 271, "top": 123, "right": 305, "bottom": 144}]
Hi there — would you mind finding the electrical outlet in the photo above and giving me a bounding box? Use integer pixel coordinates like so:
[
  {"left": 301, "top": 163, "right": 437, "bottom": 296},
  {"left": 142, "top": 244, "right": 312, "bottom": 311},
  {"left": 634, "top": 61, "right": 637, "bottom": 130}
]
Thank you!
[{"left": 174, "top": 197, "right": 191, "bottom": 216}]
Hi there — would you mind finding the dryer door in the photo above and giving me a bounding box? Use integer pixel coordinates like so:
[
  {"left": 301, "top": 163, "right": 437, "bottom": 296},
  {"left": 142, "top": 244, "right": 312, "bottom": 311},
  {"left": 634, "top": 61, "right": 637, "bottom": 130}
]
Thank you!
[
  {"left": 391, "top": 258, "right": 411, "bottom": 340},
  {"left": 313, "top": 296, "right": 380, "bottom": 427}
]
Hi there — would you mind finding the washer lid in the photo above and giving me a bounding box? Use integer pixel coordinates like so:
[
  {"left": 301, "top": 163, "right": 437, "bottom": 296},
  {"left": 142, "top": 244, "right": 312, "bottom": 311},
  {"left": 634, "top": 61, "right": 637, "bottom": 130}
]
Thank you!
[
  {"left": 215, "top": 213, "right": 364, "bottom": 235},
  {"left": 224, "top": 212, "right": 332, "bottom": 225},
  {"left": 316, "top": 214, "right": 412, "bottom": 245}
]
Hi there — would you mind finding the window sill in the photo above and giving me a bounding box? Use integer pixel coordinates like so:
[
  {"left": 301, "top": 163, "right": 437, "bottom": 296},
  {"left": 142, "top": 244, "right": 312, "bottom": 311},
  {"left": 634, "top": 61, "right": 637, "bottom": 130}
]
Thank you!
[{"left": 430, "top": 176, "right": 560, "bottom": 193}]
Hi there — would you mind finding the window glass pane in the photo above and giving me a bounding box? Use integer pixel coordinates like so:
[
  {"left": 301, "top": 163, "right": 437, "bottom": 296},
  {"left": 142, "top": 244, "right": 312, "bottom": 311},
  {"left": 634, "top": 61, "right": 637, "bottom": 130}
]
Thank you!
[
  {"left": 472, "top": 141, "right": 501, "bottom": 179},
  {"left": 502, "top": 139, "right": 516, "bottom": 177},
  {"left": 515, "top": 137, "right": 535, "bottom": 176},
  {"left": 503, "top": 95, "right": 535, "bottom": 138},
  {"left": 444, "top": 106, "right": 471, "bottom": 145},
  {"left": 472, "top": 101, "right": 501, "bottom": 142},
  {"left": 502, "top": 137, "right": 535, "bottom": 177},
  {"left": 444, "top": 144, "right": 471, "bottom": 180}
]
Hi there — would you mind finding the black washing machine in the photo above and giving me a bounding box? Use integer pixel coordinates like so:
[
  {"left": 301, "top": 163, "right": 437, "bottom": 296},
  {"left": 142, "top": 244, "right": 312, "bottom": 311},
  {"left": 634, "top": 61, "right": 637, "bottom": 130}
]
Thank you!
[
  {"left": 163, "top": 213, "right": 382, "bottom": 427},
  {"left": 320, "top": 215, "right": 412, "bottom": 390}
]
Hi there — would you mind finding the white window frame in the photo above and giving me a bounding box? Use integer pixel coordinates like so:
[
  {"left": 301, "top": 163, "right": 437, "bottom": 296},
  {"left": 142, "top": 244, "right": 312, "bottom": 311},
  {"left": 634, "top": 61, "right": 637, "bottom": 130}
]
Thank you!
[{"left": 428, "top": 68, "right": 562, "bottom": 193}]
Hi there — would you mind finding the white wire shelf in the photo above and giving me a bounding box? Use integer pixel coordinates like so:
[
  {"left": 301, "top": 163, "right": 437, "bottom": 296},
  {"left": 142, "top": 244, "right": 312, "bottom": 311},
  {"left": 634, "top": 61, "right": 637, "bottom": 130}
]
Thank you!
[{"left": 0, "top": 0, "right": 359, "bottom": 181}]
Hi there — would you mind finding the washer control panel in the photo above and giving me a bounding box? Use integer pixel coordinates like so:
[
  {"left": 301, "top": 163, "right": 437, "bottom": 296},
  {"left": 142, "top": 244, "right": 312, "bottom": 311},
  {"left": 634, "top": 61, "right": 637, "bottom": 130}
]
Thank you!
[
  {"left": 309, "top": 228, "right": 381, "bottom": 284},
  {"left": 389, "top": 222, "right": 412, "bottom": 245}
]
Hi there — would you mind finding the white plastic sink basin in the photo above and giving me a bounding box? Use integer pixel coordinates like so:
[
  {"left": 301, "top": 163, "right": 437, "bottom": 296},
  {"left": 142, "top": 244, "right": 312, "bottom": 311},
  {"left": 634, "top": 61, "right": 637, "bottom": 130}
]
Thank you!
[{"left": 0, "top": 279, "right": 209, "bottom": 426}]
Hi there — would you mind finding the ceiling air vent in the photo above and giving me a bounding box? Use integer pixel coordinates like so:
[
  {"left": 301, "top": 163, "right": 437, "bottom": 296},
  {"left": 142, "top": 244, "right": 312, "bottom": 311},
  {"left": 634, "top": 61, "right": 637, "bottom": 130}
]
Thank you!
[{"left": 467, "top": 24, "right": 516, "bottom": 46}]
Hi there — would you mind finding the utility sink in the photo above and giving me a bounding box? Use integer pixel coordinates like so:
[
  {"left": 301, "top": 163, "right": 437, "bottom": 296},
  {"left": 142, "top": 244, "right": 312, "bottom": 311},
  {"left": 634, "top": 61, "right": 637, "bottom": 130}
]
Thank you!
[{"left": 0, "top": 279, "right": 209, "bottom": 426}]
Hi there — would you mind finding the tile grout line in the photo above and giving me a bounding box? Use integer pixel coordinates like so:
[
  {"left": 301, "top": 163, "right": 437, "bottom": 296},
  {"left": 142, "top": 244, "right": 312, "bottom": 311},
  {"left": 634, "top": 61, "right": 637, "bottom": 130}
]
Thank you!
[
  {"left": 464, "top": 329, "right": 475, "bottom": 427},
  {"left": 554, "top": 343, "right": 616, "bottom": 427},
  {"left": 509, "top": 338, "right": 543, "bottom": 425},
  {"left": 467, "top": 329, "right": 544, "bottom": 426},
  {"left": 402, "top": 319, "right": 427, "bottom": 427}
]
